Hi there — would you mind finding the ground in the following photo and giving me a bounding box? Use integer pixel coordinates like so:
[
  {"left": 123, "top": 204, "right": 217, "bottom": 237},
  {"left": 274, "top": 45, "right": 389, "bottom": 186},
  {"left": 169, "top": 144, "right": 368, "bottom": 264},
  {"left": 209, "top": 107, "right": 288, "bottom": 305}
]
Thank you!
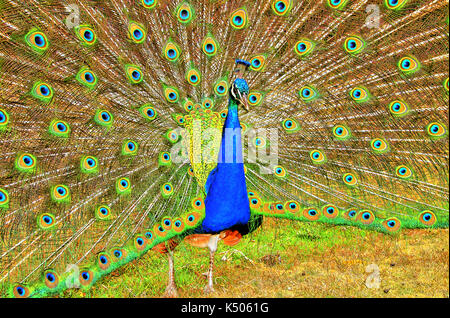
[{"left": 62, "top": 218, "right": 449, "bottom": 298}]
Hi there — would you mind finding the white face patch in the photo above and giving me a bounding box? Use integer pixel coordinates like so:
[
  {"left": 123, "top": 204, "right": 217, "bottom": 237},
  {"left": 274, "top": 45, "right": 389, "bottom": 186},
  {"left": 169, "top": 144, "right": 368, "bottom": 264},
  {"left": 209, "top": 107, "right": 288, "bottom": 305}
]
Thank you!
[{"left": 230, "top": 82, "right": 238, "bottom": 100}]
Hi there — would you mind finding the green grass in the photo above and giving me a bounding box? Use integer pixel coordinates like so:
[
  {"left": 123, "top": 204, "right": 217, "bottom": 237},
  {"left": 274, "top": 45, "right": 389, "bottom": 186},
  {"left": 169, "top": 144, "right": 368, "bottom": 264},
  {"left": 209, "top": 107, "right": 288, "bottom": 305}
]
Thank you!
[{"left": 58, "top": 218, "right": 449, "bottom": 298}]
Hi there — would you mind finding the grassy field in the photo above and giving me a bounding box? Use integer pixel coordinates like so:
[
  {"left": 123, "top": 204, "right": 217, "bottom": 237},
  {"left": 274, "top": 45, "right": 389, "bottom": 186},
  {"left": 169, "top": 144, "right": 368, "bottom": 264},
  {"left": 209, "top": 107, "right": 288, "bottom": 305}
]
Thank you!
[{"left": 62, "top": 218, "right": 449, "bottom": 298}]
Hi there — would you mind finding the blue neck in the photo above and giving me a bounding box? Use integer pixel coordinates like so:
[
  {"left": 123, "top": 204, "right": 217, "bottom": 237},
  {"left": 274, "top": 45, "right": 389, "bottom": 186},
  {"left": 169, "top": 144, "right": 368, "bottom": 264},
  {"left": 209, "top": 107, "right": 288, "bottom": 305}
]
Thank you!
[{"left": 225, "top": 98, "right": 241, "bottom": 129}]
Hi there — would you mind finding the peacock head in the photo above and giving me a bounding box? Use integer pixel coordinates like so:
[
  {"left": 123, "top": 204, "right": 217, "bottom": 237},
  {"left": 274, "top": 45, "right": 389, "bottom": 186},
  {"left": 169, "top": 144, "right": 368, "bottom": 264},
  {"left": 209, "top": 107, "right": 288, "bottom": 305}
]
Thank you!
[{"left": 231, "top": 59, "right": 250, "bottom": 111}]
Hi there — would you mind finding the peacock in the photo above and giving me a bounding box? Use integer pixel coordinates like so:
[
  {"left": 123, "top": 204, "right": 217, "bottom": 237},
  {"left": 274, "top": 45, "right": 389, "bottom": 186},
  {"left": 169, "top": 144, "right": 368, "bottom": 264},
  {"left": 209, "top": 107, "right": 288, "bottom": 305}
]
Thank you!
[{"left": 0, "top": 0, "right": 448, "bottom": 298}]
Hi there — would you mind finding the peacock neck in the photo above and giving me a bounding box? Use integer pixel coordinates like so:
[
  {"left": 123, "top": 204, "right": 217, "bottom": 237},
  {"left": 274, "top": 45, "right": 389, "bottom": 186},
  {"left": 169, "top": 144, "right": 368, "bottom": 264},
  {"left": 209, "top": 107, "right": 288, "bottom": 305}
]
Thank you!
[{"left": 224, "top": 98, "right": 241, "bottom": 129}]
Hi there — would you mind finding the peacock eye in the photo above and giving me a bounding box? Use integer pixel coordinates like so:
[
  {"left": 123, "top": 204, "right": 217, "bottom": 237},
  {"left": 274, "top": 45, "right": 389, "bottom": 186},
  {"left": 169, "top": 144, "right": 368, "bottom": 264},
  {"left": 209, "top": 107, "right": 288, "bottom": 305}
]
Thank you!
[
  {"left": 426, "top": 122, "right": 446, "bottom": 138},
  {"left": 310, "top": 150, "right": 326, "bottom": 164},
  {"left": 23, "top": 156, "right": 32, "bottom": 165},
  {"left": 272, "top": 0, "right": 291, "bottom": 15},
  {"left": 125, "top": 65, "right": 144, "bottom": 84},
  {"left": 0, "top": 109, "right": 7, "bottom": 124},
  {"left": 299, "top": 86, "right": 318, "bottom": 101},
  {"left": 398, "top": 56, "right": 420, "bottom": 74},
  {"left": 43, "top": 216, "right": 52, "bottom": 224},
  {"left": 84, "top": 30, "right": 93, "bottom": 40},
  {"left": 230, "top": 8, "right": 248, "bottom": 29},
  {"left": 141, "top": 0, "right": 157, "bottom": 9},
  {"left": 0, "top": 189, "right": 7, "bottom": 203},
  {"left": 385, "top": 0, "right": 407, "bottom": 10},
  {"left": 16, "top": 286, "right": 25, "bottom": 296},
  {"left": 94, "top": 110, "right": 113, "bottom": 127},
  {"left": 350, "top": 86, "right": 370, "bottom": 102},
  {"left": 46, "top": 273, "right": 55, "bottom": 282},
  {"left": 327, "top": 0, "right": 348, "bottom": 9},
  {"left": 370, "top": 138, "right": 389, "bottom": 153},
  {"left": 164, "top": 41, "right": 181, "bottom": 62},
  {"left": 344, "top": 36, "right": 365, "bottom": 54}
]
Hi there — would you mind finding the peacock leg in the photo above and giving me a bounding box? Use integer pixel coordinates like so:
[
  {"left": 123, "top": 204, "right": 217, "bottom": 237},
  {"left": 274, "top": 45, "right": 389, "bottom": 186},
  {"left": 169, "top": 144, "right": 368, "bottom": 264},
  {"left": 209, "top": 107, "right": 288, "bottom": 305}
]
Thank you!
[
  {"left": 204, "top": 234, "right": 220, "bottom": 294},
  {"left": 164, "top": 249, "right": 179, "bottom": 298}
]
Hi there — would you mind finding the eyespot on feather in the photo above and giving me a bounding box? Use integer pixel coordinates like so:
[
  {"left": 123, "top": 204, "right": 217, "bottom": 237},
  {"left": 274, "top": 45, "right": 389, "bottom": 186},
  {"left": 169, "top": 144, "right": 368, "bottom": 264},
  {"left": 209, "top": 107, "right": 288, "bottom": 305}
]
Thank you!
[
  {"left": 419, "top": 211, "right": 436, "bottom": 226},
  {"left": 230, "top": 8, "right": 248, "bottom": 30},
  {"left": 125, "top": 64, "right": 144, "bottom": 84},
  {"left": 97, "top": 252, "right": 111, "bottom": 271},
  {"left": 326, "top": 0, "right": 349, "bottom": 10},
  {"left": 389, "top": 100, "right": 409, "bottom": 117},
  {"left": 80, "top": 155, "right": 99, "bottom": 174},
  {"left": 15, "top": 153, "right": 37, "bottom": 173},
  {"left": 383, "top": 218, "right": 401, "bottom": 232},
  {"left": 140, "top": 0, "right": 157, "bottom": 9},
  {"left": 398, "top": 56, "right": 420, "bottom": 75},
  {"left": 0, "top": 109, "right": 10, "bottom": 131},
  {"left": 370, "top": 138, "right": 389, "bottom": 154},
  {"left": 139, "top": 104, "right": 157, "bottom": 121},
  {"left": 385, "top": 0, "right": 408, "bottom": 10},
  {"left": 37, "top": 213, "right": 57, "bottom": 230},
  {"left": 94, "top": 110, "right": 113, "bottom": 128},
  {"left": 344, "top": 36, "right": 365, "bottom": 55},
  {"left": 310, "top": 150, "right": 326, "bottom": 164},
  {"left": 43, "top": 270, "right": 60, "bottom": 289},
  {"left": 191, "top": 197, "right": 205, "bottom": 211},
  {"left": 79, "top": 270, "right": 94, "bottom": 286},
  {"left": 295, "top": 39, "right": 315, "bottom": 57},
  {"left": 49, "top": 120, "right": 70, "bottom": 138},
  {"left": 271, "top": 0, "right": 292, "bottom": 16},
  {"left": 0, "top": 188, "right": 10, "bottom": 209},
  {"left": 357, "top": 210, "right": 375, "bottom": 225},
  {"left": 128, "top": 21, "right": 146, "bottom": 44},
  {"left": 74, "top": 25, "right": 97, "bottom": 46},
  {"left": 303, "top": 207, "right": 321, "bottom": 221},
  {"left": 95, "top": 205, "right": 112, "bottom": 220},
  {"left": 116, "top": 177, "right": 131, "bottom": 195},
  {"left": 25, "top": 29, "right": 49, "bottom": 53},
  {"left": 202, "top": 35, "right": 219, "bottom": 57},
  {"left": 285, "top": 201, "right": 300, "bottom": 214},
  {"left": 323, "top": 204, "right": 339, "bottom": 219}
]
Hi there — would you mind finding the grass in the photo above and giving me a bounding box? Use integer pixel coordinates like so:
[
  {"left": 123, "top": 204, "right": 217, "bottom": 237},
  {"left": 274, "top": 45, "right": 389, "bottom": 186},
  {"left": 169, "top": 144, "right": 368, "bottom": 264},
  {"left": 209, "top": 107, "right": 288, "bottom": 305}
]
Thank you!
[{"left": 61, "top": 218, "right": 449, "bottom": 298}]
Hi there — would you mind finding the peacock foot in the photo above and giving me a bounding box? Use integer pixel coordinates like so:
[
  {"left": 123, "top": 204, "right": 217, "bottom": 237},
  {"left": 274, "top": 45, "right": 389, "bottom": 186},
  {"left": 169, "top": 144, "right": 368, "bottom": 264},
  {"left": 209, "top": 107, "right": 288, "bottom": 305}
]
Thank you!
[
  {"left": 164, "top": 284, "right": 179, "bottom": 298},
  {"left": 204, "top": 284, "right": 215, "bottom": 295}
]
